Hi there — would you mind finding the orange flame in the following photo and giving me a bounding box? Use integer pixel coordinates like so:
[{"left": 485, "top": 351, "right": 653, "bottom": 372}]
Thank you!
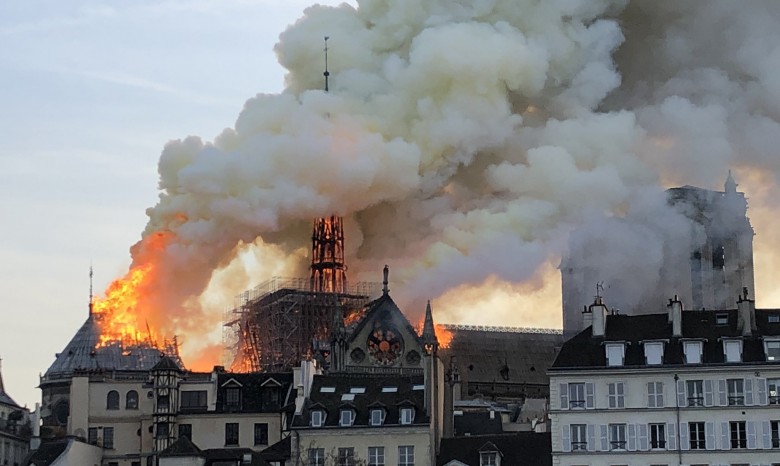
[
  {"left": 92, "top": 231, "right": 173, "bottom": 349},
  {"left": 435, "top": 324, "right": 454, "bottom": 349}
]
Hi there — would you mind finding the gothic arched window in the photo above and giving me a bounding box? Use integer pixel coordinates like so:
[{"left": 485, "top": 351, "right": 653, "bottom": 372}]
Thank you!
[
  {"left": 126, "top": 390, "right": 139, "bottom": 409},
  {"left": 107, "top": 390, "right": 120, "bottom": 410}
]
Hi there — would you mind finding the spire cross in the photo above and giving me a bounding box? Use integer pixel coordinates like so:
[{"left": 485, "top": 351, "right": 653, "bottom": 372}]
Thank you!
[{"left": 323, "top": 36, "right": 330, "bottom": 92}]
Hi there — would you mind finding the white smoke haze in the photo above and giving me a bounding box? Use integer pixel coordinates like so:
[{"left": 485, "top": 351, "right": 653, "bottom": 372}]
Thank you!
[{"left": 125, "top": 0, "right": 780, "bottom": 356}]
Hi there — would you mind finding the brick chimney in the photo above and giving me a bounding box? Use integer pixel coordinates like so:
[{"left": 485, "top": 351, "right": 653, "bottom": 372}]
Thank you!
[{"left": 738, "top": 287, "right": 756, "bottom": 336}]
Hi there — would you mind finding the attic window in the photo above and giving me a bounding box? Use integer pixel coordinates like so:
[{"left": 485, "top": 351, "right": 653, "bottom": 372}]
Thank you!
[
  {"left": 370, "top": 408, "right": 385, "bottom": 426},
  {"left": 310, "top": 410, "right": 325, "bottom": 427},
  {"left": 341, "top": 394, "right": 355, "bottom": 401},
  {"left": 716, "top": 313, "right": 729, "bottom": 326},
  {"left": 770, "top": 314, "right": 780, "bottom": 324},
  {"left": 765, "top": 339, "right": 780, "bottom": 361},
  {"left": 339, "top": 409, "right": 355, "bottom": 427},
  {"left": 349, "top": 387, "right": 366, "bottom": 394},
  {"left": 382, "top": 387, "right": 398, "bottom": 393},
  {"left": 605, "top": 343, "right": 625, "bottom": 367},
  {"left": 320, "top": 387, "right": 336, "bottom": 393},
  {"left": 723, "top": 339, "right": 742, "bottom": 363},
  {"left": 684, "top": 341, "right": 703, "bottom": 364},
  {"left": 412, "top": 385, "right": 425, "bottom": 391},
  {"left": 480, "top": 452, "right": 498, "bottom": 466},
  {"left": 644, "top": 342, "right": 664, "bottom": 365},
  {"left": 400, "top": 407, "right": 415, "bottom": 425}
]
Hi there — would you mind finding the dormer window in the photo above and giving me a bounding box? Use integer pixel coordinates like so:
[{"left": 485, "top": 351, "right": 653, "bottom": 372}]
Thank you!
[
  {"left": 400, "top": 407, "right": 415, "bottom": 425},
  {"left": 644, "top": 342, "right": 664, "bottom": 365},
  {"left": 765, "top": 339, "right": 780, "bottom": 361},
  {"left": 226, "top": 388, "right": 241, "bottom": 406},
  {"left": 310, "top": 410, "right": 325, "bottom": 427},
  {"left": 370, "top": 408, "right": 385, "bottom": 426},
  {"left": 683, "top": 341, "right": 703, "bottom": 364},
  {"left": 480, "top": 451, "right": 499, "bottom": 466},
  {"left": 716, "top": 313, "right": 729, "bottom": 326},
  {"left": 769, "top": 314, "right": 780, "bottom": 324},
  {"left": 605, "top": 343, "right": 625, "bottom": 367},
  {"left": 339, "top": 409, "right": 355, "bottom": 427},
  {"left": 723, "top": 339, "right": 743, "bottom": 363}
]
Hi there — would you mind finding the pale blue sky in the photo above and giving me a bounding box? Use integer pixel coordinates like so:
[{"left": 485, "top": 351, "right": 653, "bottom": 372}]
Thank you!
[{"left": 0, "top": 0, "right": 352, "bottom": 407}]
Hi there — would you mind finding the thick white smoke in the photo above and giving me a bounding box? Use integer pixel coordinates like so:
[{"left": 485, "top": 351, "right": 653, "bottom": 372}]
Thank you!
[{"left": 131, "top": 0, "right": 780, "bottom": 356}]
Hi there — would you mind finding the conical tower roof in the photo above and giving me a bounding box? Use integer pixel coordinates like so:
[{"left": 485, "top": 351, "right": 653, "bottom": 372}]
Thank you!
[
  {"left": 421, "top": 300, "right": 437, "bottom": 346},
  {"left": 0, "top": 358, "right": 20, "bottom": 408},
  {"left": 44, "top": 314, "right": 173, "bottom": 380}
]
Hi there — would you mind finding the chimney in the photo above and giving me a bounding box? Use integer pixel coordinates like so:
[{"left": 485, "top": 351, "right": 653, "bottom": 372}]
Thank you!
[
  {"left": 668, "top": 296, "right": 683, "bottom": 337},
  {"left": 737, "top": 287, "right": 756, "bottom": 336},
  {"left": 590, "top": 298, "right": 608, "bottom": 337},
  {"left": 581, "top": 305, "right": 593, "bottom": 332}
]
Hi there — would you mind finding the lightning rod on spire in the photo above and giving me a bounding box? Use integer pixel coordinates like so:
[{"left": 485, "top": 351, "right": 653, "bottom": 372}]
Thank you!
[
  {"left": 323, "top": 36, "right": 330, "bottom": 92},
  {"left": 89, "top": 264, "right": 94, "bottom": 316}
]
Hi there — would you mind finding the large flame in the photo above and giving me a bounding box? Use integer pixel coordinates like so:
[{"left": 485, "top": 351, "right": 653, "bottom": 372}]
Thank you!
[
  {"left": 435, "top": 324, "right": 454, "bottom": 349},
  {"left": 92, "top": 231, "right": 173, "bottom": 348}
]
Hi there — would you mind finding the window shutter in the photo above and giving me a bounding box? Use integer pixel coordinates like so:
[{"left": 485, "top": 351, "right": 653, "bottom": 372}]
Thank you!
[
  {"left": 746, "top": 378, "right": 754, "bottom": 406},
  {"left": 762, "top": 420, "right": 772, "bottom": 449},
  {"left": 587, "top": 424, "right": 596, "bottom": 452},
  {"left": 667, "top": 422, "right": 676, "bottom": 450},
  {"left": 617, "top": 382, "right": 624, "bottom": 408},
  {"left": 559, "top": 383, "right": 568, "bottom": 410},
  {"left": 704, "top": 379, "right": 714, "bottom": 406},
  {"left": 676, "top": 379, "right": 686, "bottom": 407},
  {"left": 585, "top": 383, "right": 595, "bottom": 408},
  {"left": 647, "top": 382, "right": 655, "bottom": 408},
  {"left": 679, "top": 422, "right": 689, "bottom": 451},
  {"left": 627, "top": 424, "right": 636, "bottom": 451},
  {"left": 638, "top": 423, "right": 648, "bottom": 451},
  {"left": 718, "top": 379, "right": 727, "bottom": 406},
  {"left": 747, "top": 421, "right": 757, "bottom": 449},
  {"left": 562, "top": 424, "right": 571, "bottom": 452},
  {"left": 600, "top": 424, "right": 608, "bottom": 451},
  {"left": 706, "top": 421, "right": 716, "bottom": 450},
  {"left": 757, "top": 378, "right": 768, "bottom": 405},
  {"left": 721, "top": 422, "right": 730, "bottom": 450}
]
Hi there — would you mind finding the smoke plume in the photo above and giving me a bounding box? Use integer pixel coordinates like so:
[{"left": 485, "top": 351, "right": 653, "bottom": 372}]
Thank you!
[{"left": 121, "top": 0, "right": 780, "bottom": 359}]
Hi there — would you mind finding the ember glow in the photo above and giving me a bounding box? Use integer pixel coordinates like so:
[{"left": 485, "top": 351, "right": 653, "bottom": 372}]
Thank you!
[
  {"left": 435, "top": 324, "right": 453, "bottom": 349},
  {"left": 92, "top": 231, "right": 174, "bottom": 348}
]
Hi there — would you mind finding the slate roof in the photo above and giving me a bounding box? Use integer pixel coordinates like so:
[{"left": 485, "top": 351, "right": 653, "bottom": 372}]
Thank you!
[
  {"left": 160, "top": 437, "right": 271, "bottom": 465},
  {"left": 440, "top": 327, "right": 564, "bottom": 393},
  {"left": 260, "top": 436, "right": 291, "bottom": 462},
  {"left": 347, "top": 293, "right": 423, "bottom": 347},
  {"left": 552, "top": 308, "right": 780, "bottom": 369},
  {"left": 0, "top": 363, "right": 20, "bottom": 408},
  {"left": 453, "top": 411, "right": 503, "bottom": 437},
  {"left": 158, "top": 436, "right": 204, "bottom": 457},
  {"left": 21, "top": 439, "right": 69, "bottom": 466},
  {"left": 437, "top": 432, "right": 552, "bottom": 466},
  {"left": 215, "top": 372, "right": 294, "bottom": 414},
  {"left": 292, "top": 373, "right": 428, "bottom": 428},
  {"left": 43, "top": 315, "right": 179, "bottom": 380}
]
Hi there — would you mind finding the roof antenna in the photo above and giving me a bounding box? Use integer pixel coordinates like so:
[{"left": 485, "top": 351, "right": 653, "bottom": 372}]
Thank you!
[
  {"left": 594, "top": 281, "right": 604, "bottom": 305},
  {"left": 89, "top": 264, "right": 94, "bottom": 316},
  {"left": 323, "top": 36, "right": 330, "bottom": 92}
]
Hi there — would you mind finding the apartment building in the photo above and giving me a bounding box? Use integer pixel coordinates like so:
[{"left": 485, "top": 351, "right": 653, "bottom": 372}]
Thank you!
[{"left": 550, "top": 294, "right": 780, "bottom": 466}]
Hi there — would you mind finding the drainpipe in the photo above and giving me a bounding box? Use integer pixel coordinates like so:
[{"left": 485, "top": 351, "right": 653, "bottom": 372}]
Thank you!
[{"left": 674, "top": 373, "right": 681, "bottom": 466}]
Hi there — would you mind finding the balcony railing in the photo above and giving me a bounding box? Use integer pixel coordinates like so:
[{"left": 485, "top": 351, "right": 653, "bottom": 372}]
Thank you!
[
  {"left": 569, "top": 400, "right": 586, "bottom": 409},
  {"left": 609, "top": 441, "right": 626, "bottom": 450},
  {"left": 571, "top": 442, "right": 587, "bottom": 451},
  {"left": 770, "top": 395, "right": 780, "bottom": 405},
  {"left": 728, "top": 396, "right": 745, "bottom": 406},
  {"left": 687, "top": 396, "right": 704, "bottom": 406}
]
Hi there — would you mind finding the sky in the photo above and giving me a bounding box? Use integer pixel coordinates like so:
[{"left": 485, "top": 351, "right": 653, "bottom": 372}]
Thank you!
[{"left": 0, "top": 0, "right": 355, "bottom": 408}]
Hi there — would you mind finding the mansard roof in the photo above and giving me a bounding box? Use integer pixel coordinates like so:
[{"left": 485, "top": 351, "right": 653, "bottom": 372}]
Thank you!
[
  {"left": 552, "top": 308, "right": 780, "bottom": 370},
  {"left": 214, "top": 372, "right": 294, "bottom": 413},
  {"left": 437, "top": 432, "right": 552, "bottom": 466},
  {"left": 292, "top": 373, "right": 428, "bottom": 428}
]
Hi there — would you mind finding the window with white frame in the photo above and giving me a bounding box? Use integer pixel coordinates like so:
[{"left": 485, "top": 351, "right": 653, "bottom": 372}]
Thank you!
[
  {"left": 400, "top": 407, "right": 415, "bottom": 425},
  {"left": 370, "top": 408, "right": 385, "bottom": 426},
  {"left": 606, "top": 343, "right": 625, "bottom": 366},
  {"left": 647, "top": 381, "right": 664, "bottom": 408},
  {"left": 686, "top": 380, "right": 704, "bottom": 406},
  {"left": 649, "top": 423, "right": 666, "bottom": 449},
  {"left": 766, "top": 340, "right": 780, "bottom": 361},
  {"left": 724, "top": 339, "right": 742, "bottom": 362},
  {"left": 337, "top": 447, "right": 355, "bottom": 466},
  {"left": 770, "top": 379, "right": 780, "bottom": 404},
  {"left": 727, "top": 378, "right": 745, "bottom": 406},
  {"left": 310, "top": 410, "right": 325, "bottom": 427},
  {"left": 730, "top": 421, "right": 747, "bottom": 448},
  {"left": 571, "top": 424, "right": 587, "bottom": 451},
  {"left": 608, "top": 382, "right": 625, "bottom": 408},
  {"left": 644, "top": 342, "right": 664, "bottom": 365},
  {"left": 684, "top": 341, "right": 703, "bottom": 364},
  {"left": 308, "top": 448, "right": 325, "bottom": 466},
  {"left": 689, "top": 422, "right": 705, "bottom": 449},
  {"left": 480, "top": 452, "right": 498, "bottom": 466},
  {"left": 772, "top": 420, "right": 780, "bottom": 448},
  {"left": 339, "top": 409, "right": 355, "bottom": 427},
  {"left": 367, "top": 446, "right": 384, "bottom": 466},
  {"left": 609, "top": 423, "right": 627, "bottom": 450},
  {"left": 568, "top": 383, "right": 586, "bottom": 409},
  {"left": 398, "top": 446, "right": 414, "bottom": 466}
]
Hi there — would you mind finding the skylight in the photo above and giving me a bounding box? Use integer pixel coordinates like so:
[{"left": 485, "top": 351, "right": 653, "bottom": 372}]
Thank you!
[
  {"left": 412, "top": 384, "right": 425, "bottom": 391},
  {"left": 320, "top": 387, "right": 336, "bottom": 393},
  {"left": 381, "top": 387, "right": 398, "bottom": 393},
  {"left": 350, "top": 387, "right": 366, "bottom": 394},
  {"left": 341, "top": 393, "right": 355, "bottom": 401}
]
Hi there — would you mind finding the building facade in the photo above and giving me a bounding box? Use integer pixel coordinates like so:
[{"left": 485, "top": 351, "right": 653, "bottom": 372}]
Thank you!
[
  {"left": 0, "top": 361, "right": 31, "bottom": 466},
  {"left": 550, "top": 295, "right": 780, "bottom": 466}
]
